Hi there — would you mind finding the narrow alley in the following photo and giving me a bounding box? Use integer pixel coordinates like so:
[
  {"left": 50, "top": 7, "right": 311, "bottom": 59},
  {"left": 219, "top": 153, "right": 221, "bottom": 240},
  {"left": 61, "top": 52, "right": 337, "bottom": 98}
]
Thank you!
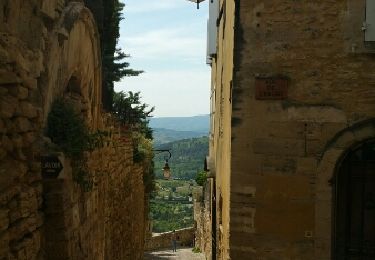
[{"left": 144, "top": 247, "right": 206, "bottom": 260}]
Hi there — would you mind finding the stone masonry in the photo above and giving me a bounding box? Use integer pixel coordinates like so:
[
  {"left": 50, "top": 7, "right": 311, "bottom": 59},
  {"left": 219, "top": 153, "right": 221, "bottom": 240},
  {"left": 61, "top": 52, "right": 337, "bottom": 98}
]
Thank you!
[
  {"left": 0, "top": 0, "right": 150, "bottom": 259},
  {"left": 193, "top": 182, "right": 212, "bottom": 259},
  {"left": 144, "top": 227, "right": 195, "bottom": 252},
  {"left": 206, "top": 0, "right": 375, "bottom": 259}
]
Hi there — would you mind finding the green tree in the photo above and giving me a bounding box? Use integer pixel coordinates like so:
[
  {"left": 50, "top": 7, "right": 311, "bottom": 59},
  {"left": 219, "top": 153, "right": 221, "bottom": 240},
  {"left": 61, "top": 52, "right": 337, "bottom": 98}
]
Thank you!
[
  {"left": 84, "top": 0, "right": 143, "bottom": 111},
  {"left": 195, "top": 171, "right": 207, "bottom": 186},
  {"left": 112, "top": 91, "right": 154, "bottom": 138}
]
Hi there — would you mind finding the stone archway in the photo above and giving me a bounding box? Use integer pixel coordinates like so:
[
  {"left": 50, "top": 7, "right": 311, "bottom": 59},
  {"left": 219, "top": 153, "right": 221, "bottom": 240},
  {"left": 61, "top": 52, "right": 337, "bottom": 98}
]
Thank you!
[
  {"left": 315, "top": 119, "right": 375, "bottom": 260},
  {"left": 42, "top": 1, "right": 102, "bottom": 129},
  {"left": 40, "top": 3, "right": 105, "bottom": 260},
  {"left": 333, "top": 140, "right": 375, "bottom": 259}
]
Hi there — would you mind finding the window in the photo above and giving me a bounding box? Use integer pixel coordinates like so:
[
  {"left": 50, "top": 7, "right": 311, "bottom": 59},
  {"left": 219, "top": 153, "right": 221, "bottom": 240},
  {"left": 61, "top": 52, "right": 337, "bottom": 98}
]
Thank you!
[
  {"left": 365, "top": 0, "right": 375, "bottom": 41},
  {"left": 334, "top": 140, "right": 375, "bottom": 259}
]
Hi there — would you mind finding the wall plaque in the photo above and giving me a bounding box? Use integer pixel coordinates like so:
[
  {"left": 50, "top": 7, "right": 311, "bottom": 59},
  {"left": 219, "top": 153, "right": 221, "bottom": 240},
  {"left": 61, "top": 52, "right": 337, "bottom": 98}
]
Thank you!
[
  {"left": 41, "top": 155, "right": 63, "bottom": 178},
  {"left": 255, "top": 77, "right": 288, "bottom": 100}
]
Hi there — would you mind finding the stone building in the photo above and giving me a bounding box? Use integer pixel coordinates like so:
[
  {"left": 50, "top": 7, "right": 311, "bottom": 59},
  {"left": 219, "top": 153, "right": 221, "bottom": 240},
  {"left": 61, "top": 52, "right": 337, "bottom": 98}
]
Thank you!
[
  {"left": 0, "top": 0, "right": 150, "bottom": 259},
  {"left": 201, "top": 0, "right": 375, "bottom": 259}
]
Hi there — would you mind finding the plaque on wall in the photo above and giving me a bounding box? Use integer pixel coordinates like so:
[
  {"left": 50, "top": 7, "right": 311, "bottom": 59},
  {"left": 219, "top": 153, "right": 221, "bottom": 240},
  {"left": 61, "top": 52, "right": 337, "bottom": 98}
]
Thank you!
[
  {"left": 255, "top": 77, "right": 288, "bottom": 100},
  {"left": 41, "top": 155, "right": 64, "bottom": 178}
]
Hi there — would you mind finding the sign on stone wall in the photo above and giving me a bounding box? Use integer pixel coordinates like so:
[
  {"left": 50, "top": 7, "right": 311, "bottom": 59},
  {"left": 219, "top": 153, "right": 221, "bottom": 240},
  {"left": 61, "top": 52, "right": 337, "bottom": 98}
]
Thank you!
[
  {"left": 255, "top": 77, "right": 288, "bottom": 100},
  {"left": 41, "top": 155, "right": 63, "bottom": 178}
]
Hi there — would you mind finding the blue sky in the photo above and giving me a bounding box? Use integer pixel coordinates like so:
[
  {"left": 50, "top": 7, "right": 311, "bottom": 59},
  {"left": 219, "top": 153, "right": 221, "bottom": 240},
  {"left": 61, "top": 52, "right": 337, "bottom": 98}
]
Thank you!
[{"left": 114, "top": 0, "right": 210, "bottom": 117}]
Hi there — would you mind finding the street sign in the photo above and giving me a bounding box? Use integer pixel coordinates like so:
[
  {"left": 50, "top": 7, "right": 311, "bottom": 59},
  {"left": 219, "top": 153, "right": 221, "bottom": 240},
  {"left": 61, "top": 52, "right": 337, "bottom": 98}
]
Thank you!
[
  {"left": 41, "top": 155, "right": 63, "bottom": 178},
  {"left": 255, "top": 77, "right": 288, "bottom": 100}
]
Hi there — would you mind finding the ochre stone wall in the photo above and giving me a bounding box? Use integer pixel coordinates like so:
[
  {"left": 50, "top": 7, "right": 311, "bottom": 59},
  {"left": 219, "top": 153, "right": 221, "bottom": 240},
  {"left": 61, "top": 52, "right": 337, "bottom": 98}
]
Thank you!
[
  {"left": 40, "top": 123, "right": 148, "bottom": 260},
  {"left": 209, "top": 0, "right": 236, "bottom": 258},
  {"left": 0, "top": 1, "right": 149, "bottom": 259},
  {"left": 193, "top": 183, "right": 212, "bottom": 259},
  {"left": 209, "top": 0, "right": 375, "bottom": 259},
  {"left": 144, "top": 227, "right": 194, "bottom": 252}
]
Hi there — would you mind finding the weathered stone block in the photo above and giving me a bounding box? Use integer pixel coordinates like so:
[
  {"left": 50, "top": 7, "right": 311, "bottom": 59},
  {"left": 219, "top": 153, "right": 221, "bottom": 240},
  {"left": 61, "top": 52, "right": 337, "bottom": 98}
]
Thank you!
[
  {"left": 21, "top": 77, "right": 37, "bottom": 90},
  {"left": 1, "top": 135, "right": 14, "bottom": 152},
  {"left": 22, "top": 131, "right": 36, "bottom": 146},
  {"left": 0, "top": 118, "right": 5, "bottom": 133},
  {"left": 287, "top": 106, "right": 347, "bottom": 123},
  {"left": 0, "top": 70, "right": 21, "bottom": 85},
  {"left": 267, "top": 122, "right": 305, "bottom": 139},
  {"left": 9, "top": 208, "right": 22, "bottom": 224},
  {"left": 252, "top": 138, "right": 305, "bottom": 156},
  {"left": 306, "top": 139, "right": 325, "bottom": 156},
  {"left": 3, "top": 118, "right": 14, "bottom": 133},
  {"left": 261, "top": 156, "right": 297, "bottom": 175},
  {"left": 0, "top": 208, "right": 9, "bottom": 232},
  {"left": 0, "top": 162, "right": 27, "bottom": 192},
  {"left": 11, "top": 134, "right": 23, "bottom": 149},
  {"left": 0, "top": 96, "right": 18, "bottom": 118},
  {"left": 13, "top": 117, "right": 32, "bottom": 132},
  {"left": 0, "top": 87, "right": 8, "bottom": 96},
  {"left": 8, "top": 213, "right": 42, "bottom": 242},
  {"left": 40, "top": 0, "right": 60, "bottom": 20},
  {"left": 0, "top": 147, "right": 6, "bottom": 160},
  {"left": 296, "top": 157, "right": 317, "bottom": 175},
  {"left": 0, "top": 232, "right": 9, "bottom": 259},
  {"left": 0, "top": 186, "right": 20, "bottom": 207},
  {"left": 19, "top": 102, "right": 37, "bottom": 119},
  {"left": 17, "top": 190, "right": 38, "bottom": 219},
  {"left": 8, "top": 85, "right": 29, "bottom": 100}
]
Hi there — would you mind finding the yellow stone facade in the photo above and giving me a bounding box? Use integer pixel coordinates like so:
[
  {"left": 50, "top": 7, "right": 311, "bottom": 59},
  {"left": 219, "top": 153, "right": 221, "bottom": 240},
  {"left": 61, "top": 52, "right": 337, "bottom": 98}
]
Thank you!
[
  {"left": 208, "top": 0, "right": 375, "bottom": 259},
  {"left": 0, "top": 1, "right": 150, "bottom": 259}
]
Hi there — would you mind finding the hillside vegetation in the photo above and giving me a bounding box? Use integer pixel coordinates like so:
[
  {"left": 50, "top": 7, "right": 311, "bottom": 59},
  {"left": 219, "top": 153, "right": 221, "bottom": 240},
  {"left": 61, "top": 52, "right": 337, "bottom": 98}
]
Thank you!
[
  {"left": 150, "top": 117, "right": 209, "bottom": 233},
  {"left": 153, "top": 128, "right": 207, "bottom": 145},
  {"left": 149, "top": 115, "right": 209, "bottom": 133},
  {"left": 154, "top": 136, "right": 208, "bottom": 180}
]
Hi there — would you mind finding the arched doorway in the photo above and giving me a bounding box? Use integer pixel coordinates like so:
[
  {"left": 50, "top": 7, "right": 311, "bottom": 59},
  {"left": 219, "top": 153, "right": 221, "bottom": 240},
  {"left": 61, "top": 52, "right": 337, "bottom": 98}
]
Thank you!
[{"left": 334, "top": 140, "right": 375, "bottom": 259}]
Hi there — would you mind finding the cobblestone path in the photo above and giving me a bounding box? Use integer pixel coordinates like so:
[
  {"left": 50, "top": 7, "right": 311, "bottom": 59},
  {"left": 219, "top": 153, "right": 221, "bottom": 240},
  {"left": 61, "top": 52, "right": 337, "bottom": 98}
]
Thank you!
[{"left": 144, "top": 247, "right": 206, "bottom": 260}]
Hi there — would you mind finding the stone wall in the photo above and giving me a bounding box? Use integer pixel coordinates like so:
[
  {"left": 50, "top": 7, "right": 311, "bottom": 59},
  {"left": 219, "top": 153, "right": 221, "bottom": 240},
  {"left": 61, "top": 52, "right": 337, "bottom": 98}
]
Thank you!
[
  {"left": 0, "top": 0, "right": 149, "bottom": 259},
  {"left": 41, "top": 122, "right": 148, "bottom": 260},
  {"left": 144, "top": 227, "right": 195, "bottom": 252},
  {"left": 229, "top": 0, "right": 375, "bottom": 259},
  {"left": 208, "top": 0, "right": 236, "bottom": 259},
  {"left": 193, "top": 183, "right": 212, "bottom": 259},
  {"left": 208, "top": 0, "right": 375, "bottom": 259}
]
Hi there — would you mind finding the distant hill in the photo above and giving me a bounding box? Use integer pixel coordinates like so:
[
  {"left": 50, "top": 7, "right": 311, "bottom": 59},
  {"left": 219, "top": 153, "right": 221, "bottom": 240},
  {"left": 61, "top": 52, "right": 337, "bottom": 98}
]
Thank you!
[
  {"left": 154, "top": 136, "right": 209, "bottom": 180},
  {"left": 149, "top": 115, "right": 210, "bottom": 133},
  {"left": 153, "top": 128, "right": 208, "bottom": 146}
]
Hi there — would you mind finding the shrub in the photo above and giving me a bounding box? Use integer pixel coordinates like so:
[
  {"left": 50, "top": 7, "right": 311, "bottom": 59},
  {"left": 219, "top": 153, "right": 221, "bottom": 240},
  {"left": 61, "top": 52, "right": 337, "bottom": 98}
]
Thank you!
[
  {"left": 46, "top": 99, "right": 106, "bottom": 191},
  {"left": 195, "top": 171, "right": 207, "bottom": 186}
]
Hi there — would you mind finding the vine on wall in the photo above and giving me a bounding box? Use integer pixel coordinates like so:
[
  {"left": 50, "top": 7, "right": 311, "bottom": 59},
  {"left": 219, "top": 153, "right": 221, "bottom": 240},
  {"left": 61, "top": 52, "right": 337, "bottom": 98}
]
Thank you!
[{"left": 46, "top": 99, "right": 107, "bottom": 191}]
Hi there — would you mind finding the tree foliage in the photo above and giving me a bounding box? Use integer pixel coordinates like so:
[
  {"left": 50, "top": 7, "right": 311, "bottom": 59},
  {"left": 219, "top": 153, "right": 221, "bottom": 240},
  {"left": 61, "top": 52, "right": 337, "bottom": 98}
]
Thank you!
[
  {"left": 84, "top": 0, "right": 143, "bottom": 111},
  {"left": 150, "top": 201, "right": 193, "bottom": 233},
  {"left": 195, "top": 171, "right": 207, "bottom": 186},
  {"left": 46, "top": 99, "right": 90, "bottom": 159},
  {"left": 112, "top": 91, "right": 154, "bottom": 138}
]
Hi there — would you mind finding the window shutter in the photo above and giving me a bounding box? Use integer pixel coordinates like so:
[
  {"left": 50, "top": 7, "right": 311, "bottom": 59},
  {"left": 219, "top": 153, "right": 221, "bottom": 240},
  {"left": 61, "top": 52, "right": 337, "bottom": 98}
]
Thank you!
[
  {"left": 365, "top": 0, "right": 375, "bottom": 41},
  {"left": 206, "top": 0, "right": 219, "bottom": 64}
]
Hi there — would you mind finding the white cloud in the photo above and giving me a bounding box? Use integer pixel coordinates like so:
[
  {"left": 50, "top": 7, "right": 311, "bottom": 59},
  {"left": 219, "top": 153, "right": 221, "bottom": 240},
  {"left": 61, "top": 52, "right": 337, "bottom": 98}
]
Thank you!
[
  {"left": 116, "top": 0, "right": 210, "bottom": 117},
  {"left": 114, "top": 69, "right": 211, "bottom": 117},
  {"left": 124, "top": 0, "right": 182, "bottom": 13},
  {"left": 119, "top": 27, "right": 206, "bottom": 62}
]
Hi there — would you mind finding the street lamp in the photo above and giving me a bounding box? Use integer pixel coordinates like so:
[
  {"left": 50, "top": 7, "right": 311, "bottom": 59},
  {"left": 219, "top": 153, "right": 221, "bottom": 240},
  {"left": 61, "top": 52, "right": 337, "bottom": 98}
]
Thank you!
[
  {"left": 186, "top": 0, "right": 206, "bottom": 9},
  {"left": 153, "top": 149, "right": 172, "bottom": 180}
]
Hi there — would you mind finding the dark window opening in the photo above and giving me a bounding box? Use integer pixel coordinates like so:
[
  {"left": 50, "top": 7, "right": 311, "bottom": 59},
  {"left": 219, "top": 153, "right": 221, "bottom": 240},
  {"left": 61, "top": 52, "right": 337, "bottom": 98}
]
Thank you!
[{"left": 334, "top": 140, "right": 375, "bottom": 260}]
